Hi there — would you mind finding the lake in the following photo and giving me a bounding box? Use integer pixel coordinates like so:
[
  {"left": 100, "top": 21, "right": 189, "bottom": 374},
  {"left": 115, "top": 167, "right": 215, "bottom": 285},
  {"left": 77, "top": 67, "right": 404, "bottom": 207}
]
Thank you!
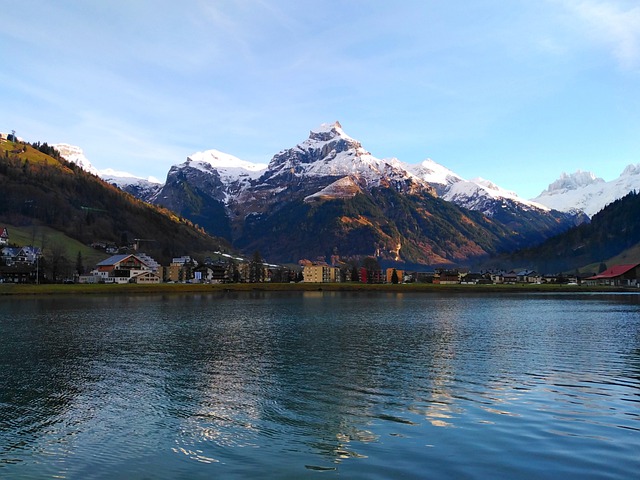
[{"left": 1, "top": 291, "right": 639, "bottom": 479}]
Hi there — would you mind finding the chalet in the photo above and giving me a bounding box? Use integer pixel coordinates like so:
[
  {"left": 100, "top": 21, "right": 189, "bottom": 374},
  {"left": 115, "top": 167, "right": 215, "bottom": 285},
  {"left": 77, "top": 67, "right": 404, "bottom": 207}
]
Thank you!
[
  {"left": 434, "top": 270, "right": 460, "bottom": 285},
  {"left": 502, "top": 271, "right": 518, "bottom": 284},
  {"left": 516, "top": 270, "right": 541, "bottom": 284},
  {"left": 461, "top": 272, "right": 491, "bottom": 285},
  {"left": 0, "top": 227, "right": 8, "bottom": 246},
  {"left": 1, "top": 246, "right": 41, "bottom": 266},
  {"left": 584, "top": 264, "right": 640, "bottom": 287},
  {"left": 0, "top": 265, "right": 33, "bottom": 283},
  {"left": 85, "top": 253, "right": 160, "bottom": 284},
  {"left": 193, "top": 264, "right": 227, "bottom": 283}
]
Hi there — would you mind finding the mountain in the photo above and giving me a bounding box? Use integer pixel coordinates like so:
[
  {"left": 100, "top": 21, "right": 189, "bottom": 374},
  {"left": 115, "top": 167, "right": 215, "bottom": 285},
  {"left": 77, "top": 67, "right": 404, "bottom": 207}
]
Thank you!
[
  {"left": 1, "top": 139, "right": 228, "bottom": 264},
  {"left": 533, "top": 165, "right": 640, "bottom": 217},
  {"left": 151, "top": 122, "right": 581, "bottom": 265},
  {"left": 491, "top": 190, "right": 640, "bottom": 273},
  {"left": 52, "top": 143, "right": 163, "bottom": 202},
  {"left": 409, "top": 158, "right": 464, "bottom": 196}
]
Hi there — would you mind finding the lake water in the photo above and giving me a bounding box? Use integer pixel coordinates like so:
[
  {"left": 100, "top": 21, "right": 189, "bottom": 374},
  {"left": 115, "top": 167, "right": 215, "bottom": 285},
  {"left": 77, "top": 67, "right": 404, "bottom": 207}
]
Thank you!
[{"left": 1, "top": 291, "right": 639, "bottom": 479}]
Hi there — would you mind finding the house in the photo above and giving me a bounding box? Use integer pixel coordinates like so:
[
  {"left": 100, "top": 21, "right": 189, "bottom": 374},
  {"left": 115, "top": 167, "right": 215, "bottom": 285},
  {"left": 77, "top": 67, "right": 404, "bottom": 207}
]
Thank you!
[
  {"left": 1, "top": 246, "right": 41, "bottom": 266},
  {"left": 193, "top": 264, "right": 227, "bottom": 283},
  {"left": 584, "top": 264, "right": 640, "bottom": 287},
  {"left": 0, "top": 264, "right": 34, "bottom": 283},
  {"left": 502, "top": 271, "right": 518, "bottom": 284},
  {"left": 1, "top": 247, "right": 20, "bottom": 266},
  {"left": 303, "top": 263, "right": 341, "bottom": 283},
  {"left": 461, "top": 272, "right": 491, "bottom": 285},
  {"left": 516, "top": 270, "right": 541, "bottom": 284},
  {"left": 434, "top": 270, "right": 460, "bottom": 284},
  {"left": 0, "top": 227, "right": 8, "bottom": 246},
  {"left": 85, "top": 253, "right": 160, "bottom": 284}
]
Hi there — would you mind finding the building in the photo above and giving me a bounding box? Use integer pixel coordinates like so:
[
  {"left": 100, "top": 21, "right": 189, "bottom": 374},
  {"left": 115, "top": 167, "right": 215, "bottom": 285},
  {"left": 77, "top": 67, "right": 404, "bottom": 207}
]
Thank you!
[
  {"left": 163, "top": 256, "right": 198, "bottom": 282},
  {"left": 434, "top": 270, "right": 460, "bottom": 285},
  {"left": 516, "top": 270, "right": 541, "bottom": 284},
  {"left": 1, "top": 245, "right": 41, "bottom": 267},
  {"left": 359, "top": 267, "right": 384, "bottom": 284},
  {"left": 193, "top": 264, "right": 227, "bottom": 283},
  {"left": 303, "top": 263, "right": 341, "bottom": 283},
  {"left": 584, "top": 264, "right": 640, "bottom": 287},
  {"left": 385, "top": 268, "right": 404, "bottom": 284},
  {"left": 84, "top": 253, "right": 160, "bottom": 284},
  {"left": 0, "top": 227, "right": 8, "bottom": 246}
]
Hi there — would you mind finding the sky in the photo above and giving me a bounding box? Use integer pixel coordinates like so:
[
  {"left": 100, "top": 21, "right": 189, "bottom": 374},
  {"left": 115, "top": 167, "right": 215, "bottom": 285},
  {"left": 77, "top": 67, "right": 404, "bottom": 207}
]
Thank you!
[{"left": 2, "top": 0, "right": 640, "bottom": 199}]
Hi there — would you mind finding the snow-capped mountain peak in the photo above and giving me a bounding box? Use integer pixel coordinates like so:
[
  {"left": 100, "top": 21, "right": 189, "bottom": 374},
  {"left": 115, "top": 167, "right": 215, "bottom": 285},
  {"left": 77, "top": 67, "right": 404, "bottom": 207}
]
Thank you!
[
  {"left": 541, "top": 170, "right": 604, "bottom": 195},
  {"left": 442, "top": 178, "right": 550, "bottom": 215},
  {"left": 53, "top": 143, "right": 100, "bottom": 176},
  {"left": 187, "top": 149, "right": 267, "bottom": 174},
  {"left": 533, "top": 165, "right": 640, "bottom": 217},
  {"left": 265, "top": 122, "right": 422, "bottom": 191},
  {"left": 53, "top": 143, "right": 162, "bottom": 201},
  {"left": 411, "top": 158, "right": 464, "bottom": 188}
]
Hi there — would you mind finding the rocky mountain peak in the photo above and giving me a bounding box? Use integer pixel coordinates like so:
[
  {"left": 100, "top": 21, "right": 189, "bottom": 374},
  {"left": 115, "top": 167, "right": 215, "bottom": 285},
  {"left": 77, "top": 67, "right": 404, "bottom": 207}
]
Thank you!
[{"left": 542, "top": 170, "right": 604, "bottom": 195}]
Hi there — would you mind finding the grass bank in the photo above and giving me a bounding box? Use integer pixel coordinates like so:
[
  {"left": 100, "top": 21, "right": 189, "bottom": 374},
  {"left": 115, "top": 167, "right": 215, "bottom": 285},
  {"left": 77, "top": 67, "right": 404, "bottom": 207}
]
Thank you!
[{"left": 0, "top": 282, "right": 635, "bottom": 296}]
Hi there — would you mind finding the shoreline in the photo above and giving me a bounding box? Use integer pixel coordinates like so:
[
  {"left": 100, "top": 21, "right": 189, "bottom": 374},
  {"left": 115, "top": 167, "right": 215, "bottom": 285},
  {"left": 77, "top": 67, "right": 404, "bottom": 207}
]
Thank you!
[{"left": 0, "top": 282, "right": 637, "bottom": 296}]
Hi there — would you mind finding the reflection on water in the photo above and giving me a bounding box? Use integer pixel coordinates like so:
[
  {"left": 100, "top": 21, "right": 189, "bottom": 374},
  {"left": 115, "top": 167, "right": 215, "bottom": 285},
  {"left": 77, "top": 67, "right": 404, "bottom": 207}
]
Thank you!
[{"left": 1, "top": 292, "right": 639, "bottom": 479}]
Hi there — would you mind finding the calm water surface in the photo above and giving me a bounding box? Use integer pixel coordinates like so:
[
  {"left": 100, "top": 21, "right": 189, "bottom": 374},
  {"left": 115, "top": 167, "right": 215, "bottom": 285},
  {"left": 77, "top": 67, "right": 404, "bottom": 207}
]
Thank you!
[{"left": 1, "top": 291, "right": 639, "bottom": 479}]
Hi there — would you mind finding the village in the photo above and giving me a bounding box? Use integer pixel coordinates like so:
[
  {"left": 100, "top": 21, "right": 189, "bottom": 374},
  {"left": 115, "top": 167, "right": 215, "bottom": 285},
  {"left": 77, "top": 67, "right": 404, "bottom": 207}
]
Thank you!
[{"left": 1, "top": 226, "right": 639, "bottom": 288}]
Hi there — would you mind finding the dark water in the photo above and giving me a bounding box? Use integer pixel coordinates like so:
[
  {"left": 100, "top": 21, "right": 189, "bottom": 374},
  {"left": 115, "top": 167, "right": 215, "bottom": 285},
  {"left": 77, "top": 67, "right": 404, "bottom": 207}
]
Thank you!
[{"left": 1, "top": 291, "right": 639, "bottom": 479}]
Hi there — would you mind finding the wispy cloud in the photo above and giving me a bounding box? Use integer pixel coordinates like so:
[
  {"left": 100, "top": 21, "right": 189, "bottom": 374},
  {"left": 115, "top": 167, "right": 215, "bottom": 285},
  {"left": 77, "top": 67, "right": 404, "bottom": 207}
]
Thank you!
[{"left": 556, "top": 0, "right": 640, "bottom": 69}]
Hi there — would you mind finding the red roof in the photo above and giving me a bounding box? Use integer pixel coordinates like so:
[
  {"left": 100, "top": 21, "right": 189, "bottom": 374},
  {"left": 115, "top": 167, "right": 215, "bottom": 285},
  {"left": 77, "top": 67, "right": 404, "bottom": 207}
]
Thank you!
[{"left": 586, "top": 263, "right": 640, "bottom": 280}]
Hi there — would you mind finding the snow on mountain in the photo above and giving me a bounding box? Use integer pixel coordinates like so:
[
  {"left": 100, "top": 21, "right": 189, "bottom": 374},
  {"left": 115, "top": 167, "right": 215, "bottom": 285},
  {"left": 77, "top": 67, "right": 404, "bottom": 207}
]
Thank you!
[
  {"left": 99, "top": 168, "right": 161, "bottom": 185},
  {"left": 541, "top": 170, "right": 604, "bottom": 194},
  {"left": 263, "top": 121, "right": 426, "bottom": 191},
  {"left": 53, "top": 143, "right": 162, "bottom": 201},
  {"left": 533, "top": 165, "right": 640, "bottom": 217},
  {"left": 408, "top": 156, "right": 551, "bottom": 215},
  {"left": 442, "top": 177, "right": 550, "bottom": 216},
  {"left": 52, "top": 143, "right": 100, "bottom": 176},
  {"left": 187, "top": 149, "right": 267, "bottom": 185},
  {"left": 409, "top": 158, "right": 464, "bottom": 195}
]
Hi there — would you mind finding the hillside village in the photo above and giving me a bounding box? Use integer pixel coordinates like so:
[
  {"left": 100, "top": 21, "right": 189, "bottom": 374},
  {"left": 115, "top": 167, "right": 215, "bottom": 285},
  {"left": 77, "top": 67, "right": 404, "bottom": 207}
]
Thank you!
[{"left": 2, "top": 226, "right": 639, "bottom": 288}]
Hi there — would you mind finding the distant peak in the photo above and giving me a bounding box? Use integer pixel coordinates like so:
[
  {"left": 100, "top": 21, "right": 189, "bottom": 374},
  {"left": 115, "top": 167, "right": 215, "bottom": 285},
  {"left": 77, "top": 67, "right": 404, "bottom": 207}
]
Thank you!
[
  {"left": 621, "top": 163, "right": 640, "bottom": 177},
  {"left": 542, "top": 170, "right": 604, "bottom": 195}
]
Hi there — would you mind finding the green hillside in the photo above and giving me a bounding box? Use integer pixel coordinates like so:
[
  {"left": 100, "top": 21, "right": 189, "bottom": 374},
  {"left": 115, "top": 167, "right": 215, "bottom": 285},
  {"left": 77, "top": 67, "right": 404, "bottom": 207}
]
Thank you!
[{"left": 2, "top": 224, "right": 108, "bottom": 266}]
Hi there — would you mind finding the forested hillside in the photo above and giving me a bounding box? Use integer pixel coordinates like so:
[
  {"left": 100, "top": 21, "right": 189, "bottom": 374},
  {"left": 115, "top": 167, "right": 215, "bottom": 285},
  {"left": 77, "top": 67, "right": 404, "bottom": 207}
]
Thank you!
[
  {"left": 0, "top": 139, "right": 228, "bottom": 263},
  {"left": 490, "top": 191, "right": 640, "bottom": 272}
]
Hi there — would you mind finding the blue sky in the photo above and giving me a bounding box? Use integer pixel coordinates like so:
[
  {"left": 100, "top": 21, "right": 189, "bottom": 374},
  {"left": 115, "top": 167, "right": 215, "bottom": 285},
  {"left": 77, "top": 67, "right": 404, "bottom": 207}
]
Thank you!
[{"left": 2, "top": 0, "right": 639, "bottom": 199}]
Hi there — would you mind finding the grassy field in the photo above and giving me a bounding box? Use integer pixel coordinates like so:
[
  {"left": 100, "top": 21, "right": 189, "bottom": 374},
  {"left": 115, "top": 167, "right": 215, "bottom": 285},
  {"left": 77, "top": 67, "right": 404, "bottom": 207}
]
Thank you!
[
  {"left": 2, "top": 223, "right": 108, "bottom": 266},
  {"left": 0, "top": 281, "right": 634, "bottom": 296}
]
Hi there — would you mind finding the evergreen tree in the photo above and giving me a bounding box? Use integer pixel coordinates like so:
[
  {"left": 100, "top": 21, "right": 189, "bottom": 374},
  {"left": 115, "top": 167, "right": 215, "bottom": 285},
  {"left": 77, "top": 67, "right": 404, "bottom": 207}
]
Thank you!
[
  {"left": 350, "top": 264, "right": 359, "bottom": 282},
  {"left": 391, "top": 268, "right": 399, "bottom": 284},
  {"left": 76, "top": 251, "right": 84, "bottom": 275},
  {"left": 249, "top": 251, "right": 264, "bottom": 283}
]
